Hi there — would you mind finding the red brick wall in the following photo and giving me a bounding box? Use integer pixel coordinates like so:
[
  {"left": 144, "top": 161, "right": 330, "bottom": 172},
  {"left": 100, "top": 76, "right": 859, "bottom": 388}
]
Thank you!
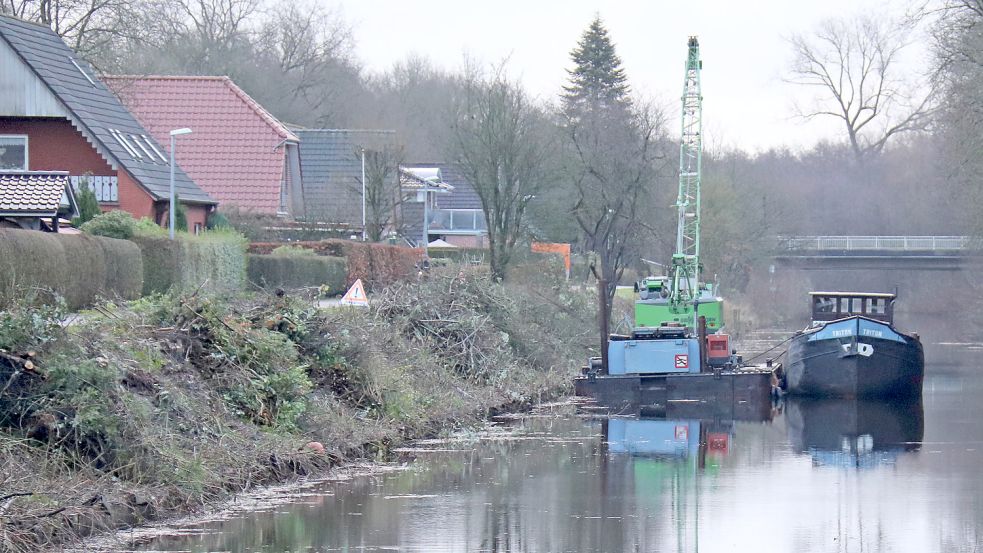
[
  {"left": 186, "top": 205, "right": 209, "bottom": 232},
  {"left": 444, "top": 235, "right": 487, "bottom": 248},
  {"left": 1, "top": 117, "right": 209, "bottom": 230},
  {"left": 0, "top": 118, "right": 115, "bottom": 176},
  {"left": 116, "top": 170, "right": 156, "bottom": 219}
]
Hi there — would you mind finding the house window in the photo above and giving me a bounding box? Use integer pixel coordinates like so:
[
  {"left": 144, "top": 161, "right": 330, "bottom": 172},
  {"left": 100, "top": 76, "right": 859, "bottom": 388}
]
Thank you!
[{"left": 0, "top": 136, "right": 28, "bottom": 170}]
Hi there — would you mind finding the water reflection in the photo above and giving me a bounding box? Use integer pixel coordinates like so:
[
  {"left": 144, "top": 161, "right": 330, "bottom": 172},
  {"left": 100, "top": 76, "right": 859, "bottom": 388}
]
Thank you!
[
  {"left": 135, "top": 348, "right": 983, "bottom": 553},
  {"left": 785, "top": 398, "right": 924, "bottom": 468}
]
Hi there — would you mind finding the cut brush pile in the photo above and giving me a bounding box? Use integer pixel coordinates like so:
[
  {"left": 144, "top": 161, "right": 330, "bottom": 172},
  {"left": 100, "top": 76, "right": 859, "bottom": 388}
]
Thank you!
[{"left": 0, "top": 267, "right": 595, "bottom": 552}]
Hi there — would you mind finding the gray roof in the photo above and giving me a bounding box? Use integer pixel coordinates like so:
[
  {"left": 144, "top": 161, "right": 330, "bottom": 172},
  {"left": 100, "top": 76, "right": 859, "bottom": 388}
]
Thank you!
[
  {"left": 296, "top": 129, "right": 397, "bottom": 225},
  {"left": 402, "top": 162, "right": 482, "bottom": 210},
  {"left": 0, "top": 16, "right": 213, "bottom": 205}
]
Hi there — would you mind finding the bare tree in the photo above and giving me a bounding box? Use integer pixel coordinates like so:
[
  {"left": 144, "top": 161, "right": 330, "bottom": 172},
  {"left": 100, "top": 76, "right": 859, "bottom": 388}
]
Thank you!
[
  {"left": 560, "top": 17, "right": 672, "bottom": 321},
  {"left": 447, "top": 66, "right": 552, "bottom": 281},
  {"left": 564, "top": 101, "right": 670, "bottom": 316},
  {"left": 351, "top": 144, "right": 404, "bottom": 242},
  {"left": 1, "top": 0, "right": 139, "bottom": 59},
  {"left": 925, "top": 1, "right": 983, "bottom": 232},
  {"left": 787, "top": 15, "right": 935, "bottom": 164}
]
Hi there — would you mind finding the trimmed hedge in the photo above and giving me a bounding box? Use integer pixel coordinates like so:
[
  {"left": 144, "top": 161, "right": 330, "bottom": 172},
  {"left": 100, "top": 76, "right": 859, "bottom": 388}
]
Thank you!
[
  {"left": 248, "top": 240, "right": 422, "bottom": 290},
  {"left": 247, "top": 254, "right": 347, "bottom": 293},
  {"left": 0, "top": 230, "right": 143, "bottom": 309},
  {"left": 133, "top": 230, "right": 247, "bottom": 295}
]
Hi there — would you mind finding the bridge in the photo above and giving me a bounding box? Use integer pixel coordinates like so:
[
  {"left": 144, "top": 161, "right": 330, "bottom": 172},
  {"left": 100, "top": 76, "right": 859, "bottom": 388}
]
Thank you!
[{"left": 775, "top": 236, "right": 979, "bottom": 271}]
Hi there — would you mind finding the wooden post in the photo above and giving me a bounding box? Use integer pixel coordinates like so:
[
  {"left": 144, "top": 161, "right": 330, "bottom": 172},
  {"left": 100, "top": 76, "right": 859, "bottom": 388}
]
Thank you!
[{"left": 590, "top": 263, "right": 609, "bottom": 375}]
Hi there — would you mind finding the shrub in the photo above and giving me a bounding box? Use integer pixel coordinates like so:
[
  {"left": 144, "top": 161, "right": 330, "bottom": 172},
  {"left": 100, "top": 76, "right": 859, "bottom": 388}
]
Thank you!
[
  {"left": 131, "top": 236, "right": 182, "bottom": 296},
  {"left": 72, "top": 184, "right": 101, "bottom": 227},
  {"left": 134, "top": 217, "right": 167, "bottom": 237},
  {"left": 247, "top": 254, "right": 347, "bottom": 292},
  {"left": 81, "top": 210, "right": 136, "bottom": 239},
  {"left": 97, "top": 235, "right": 145, "bottom": 301},
  {"left": 58, "top": 233, "right": 107, "bottom": 308},
  {"left": 206, "top": 210, "right": 232, "bottom": 230},
  {"left": 248, "top": 240, "right": 423, "bottom": 290},
  {"left": 271, "top": 245, "right": 316, "bottom": 257},
  {"left": 0, "top": 230, "right": 143, "bottom": 309},
  {"left": 180, "top": 230, "right": 248, "bottom": 294},
  {"left": 0, "top": 291, "right": 65, "bottom": 352},
  {"left": 133, "top": 230, "right": 247, "bottom": 295},
  {"left": 173, "top": 193, "right": 188, "bottom": 233}
]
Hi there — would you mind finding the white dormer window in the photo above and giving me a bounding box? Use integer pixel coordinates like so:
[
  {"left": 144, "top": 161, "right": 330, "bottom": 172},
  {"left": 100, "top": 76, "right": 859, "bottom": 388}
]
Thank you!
[{"left": 0, "top": 135, "right": 28, "bottom": 170}]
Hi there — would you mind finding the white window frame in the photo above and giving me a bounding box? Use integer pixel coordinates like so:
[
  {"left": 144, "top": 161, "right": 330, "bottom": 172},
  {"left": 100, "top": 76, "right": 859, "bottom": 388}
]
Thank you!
[{"left": 0, "top": 135, "right": 28, "bottom": 170}]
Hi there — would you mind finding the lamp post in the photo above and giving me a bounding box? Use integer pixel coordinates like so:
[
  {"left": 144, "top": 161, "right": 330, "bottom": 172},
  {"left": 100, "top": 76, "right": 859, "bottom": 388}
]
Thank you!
[
  {"left": 422, "top": 185, "right": 429, "bottom": 254},
  {"left": 168, "top": 128, "right": 192, "bottom": 239},
  {"left": 360, "top": 148, "right": 366, "bottom": 241}
]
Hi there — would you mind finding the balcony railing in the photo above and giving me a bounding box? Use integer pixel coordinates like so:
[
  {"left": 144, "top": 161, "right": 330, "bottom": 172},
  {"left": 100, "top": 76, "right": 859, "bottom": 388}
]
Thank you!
[
  {"left": 428, "top": 208, "right": 487, "bottom": 233},
  {"left": 70, "top": 175, "right": 118, "bottom": 203}
]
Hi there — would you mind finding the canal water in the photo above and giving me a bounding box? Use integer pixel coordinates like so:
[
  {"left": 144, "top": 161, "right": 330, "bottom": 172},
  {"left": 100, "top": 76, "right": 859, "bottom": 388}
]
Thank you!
[{"left": 133, "top": 343, "right": 983, "bottom": 553}]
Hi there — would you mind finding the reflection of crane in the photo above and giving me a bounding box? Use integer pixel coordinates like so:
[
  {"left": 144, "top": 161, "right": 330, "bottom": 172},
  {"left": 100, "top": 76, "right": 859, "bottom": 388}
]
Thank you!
[{"left": 636, "top": 36, "right": 723, "bottom": 334}]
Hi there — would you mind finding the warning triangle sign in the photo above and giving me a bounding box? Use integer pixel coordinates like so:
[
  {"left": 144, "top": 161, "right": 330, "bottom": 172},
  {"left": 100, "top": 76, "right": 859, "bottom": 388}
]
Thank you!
[{"left": 340, "top": 278, "right": 369, "bottom": 307}]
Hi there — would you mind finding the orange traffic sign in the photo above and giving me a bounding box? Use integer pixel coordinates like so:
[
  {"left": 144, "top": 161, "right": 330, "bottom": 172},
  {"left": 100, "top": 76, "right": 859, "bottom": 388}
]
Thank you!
[{"left": 340, "top": 279, "right": 369, "bottom": 307}]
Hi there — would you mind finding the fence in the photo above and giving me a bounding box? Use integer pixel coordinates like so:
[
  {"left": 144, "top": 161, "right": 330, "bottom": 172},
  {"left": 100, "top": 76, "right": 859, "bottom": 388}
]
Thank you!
[{"left": 780, "top": 236, "right": 973, "bottom": 252}]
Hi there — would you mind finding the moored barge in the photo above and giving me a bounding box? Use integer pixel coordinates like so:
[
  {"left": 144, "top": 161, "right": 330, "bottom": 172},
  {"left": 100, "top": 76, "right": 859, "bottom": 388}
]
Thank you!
[{"left": 785, "top": 292, "right": 923, "bottom": 398}]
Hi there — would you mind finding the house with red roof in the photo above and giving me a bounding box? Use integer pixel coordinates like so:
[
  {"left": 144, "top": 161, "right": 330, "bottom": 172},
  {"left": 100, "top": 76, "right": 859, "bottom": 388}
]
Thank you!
[
  {"left": 0, "top": 15, "right": 215, "bottom": 231},
  {"left": 104, "top": 75, "right": 304, "bottom": 218}
]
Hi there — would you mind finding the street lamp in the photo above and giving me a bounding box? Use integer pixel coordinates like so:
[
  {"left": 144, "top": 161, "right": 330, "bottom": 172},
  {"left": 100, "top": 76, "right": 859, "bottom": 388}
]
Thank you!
[
  {"left": 168, "top": 128, "right": 192, "bottom": 239},
  {"left": 360, "top": 148, "right": 366, "bottom": 241}
]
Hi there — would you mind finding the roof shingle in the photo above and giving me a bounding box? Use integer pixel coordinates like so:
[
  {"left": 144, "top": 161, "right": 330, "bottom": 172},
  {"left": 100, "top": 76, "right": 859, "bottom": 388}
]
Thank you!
[
  {"left": 296, "top": 129, "right": 397, "bottom": 225},
  {"left": 104, "top": 75, "right": 297, "bottom": 214},
  {"left": 0, "top": 171, "right": 69, "bottom": 214}
]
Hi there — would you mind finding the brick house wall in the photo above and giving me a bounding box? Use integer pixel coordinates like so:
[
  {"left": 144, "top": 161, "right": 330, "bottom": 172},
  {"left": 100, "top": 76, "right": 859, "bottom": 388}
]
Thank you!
[{"left": 0, "top": 117, "right": 206, "bottom": 231}]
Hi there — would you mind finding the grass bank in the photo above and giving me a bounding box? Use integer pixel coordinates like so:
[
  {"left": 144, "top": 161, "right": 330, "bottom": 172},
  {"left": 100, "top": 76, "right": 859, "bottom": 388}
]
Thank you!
[{"left": 0, "top": 268, "right": 594, "bottom": 552}]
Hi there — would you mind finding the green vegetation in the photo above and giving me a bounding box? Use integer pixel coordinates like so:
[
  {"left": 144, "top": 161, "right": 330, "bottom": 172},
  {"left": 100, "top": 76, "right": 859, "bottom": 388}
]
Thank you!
[
  {"left": 0, "top": 230, "right": 143, "bottom": 309},
  {"left": 0, "top": 269, "right": 592, "bottom": 552},
  {"left": 270, "top": 244, "right": 317, "bottom": 256},
  {"left": 80, "top": 209, "right": 137, "bottom": 239},
  {"left": 172, "top": 193, "right": 189, "bottom": 233},
  {"left": 206, "top": 210, "right": 232, "bottom": 230},
  {"left": 71, "top": 183, "right": 101, "bottom": 227},
  {"left": 247, "top": 254, "right": 347, "bottom": 292},
  {"left": 133, "top": 230, "right": 248, "bottom": 295}
]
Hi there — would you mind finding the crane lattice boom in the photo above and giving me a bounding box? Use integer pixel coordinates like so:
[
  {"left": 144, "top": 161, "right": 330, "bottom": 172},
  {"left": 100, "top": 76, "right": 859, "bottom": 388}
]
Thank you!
[{"left": 671, "top": 36, "right": 703, "bottom": 310}]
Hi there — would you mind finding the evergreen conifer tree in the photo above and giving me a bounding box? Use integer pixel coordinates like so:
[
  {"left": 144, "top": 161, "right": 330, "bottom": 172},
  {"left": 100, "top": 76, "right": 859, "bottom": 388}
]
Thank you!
[
  {"left": 562, "top": 16, "right": 632, "bottom": 115},
  {"left": 72, "top": 180, "right": 101, "bottom": 227}
]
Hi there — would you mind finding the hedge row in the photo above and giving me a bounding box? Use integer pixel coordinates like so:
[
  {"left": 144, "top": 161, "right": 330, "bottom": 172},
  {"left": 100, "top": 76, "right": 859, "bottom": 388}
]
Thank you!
[
  {"left": 248, "top": 240, "right": 422, "bottom": 290},
  {"left": 246, "top": 254, "right": 347, "bottom": 293},
  {"left": 0, "top": 229, "right": 143, "bottom": 309},
  {"left": 132, "top": 231, "right": 247, "bottom": 295}
]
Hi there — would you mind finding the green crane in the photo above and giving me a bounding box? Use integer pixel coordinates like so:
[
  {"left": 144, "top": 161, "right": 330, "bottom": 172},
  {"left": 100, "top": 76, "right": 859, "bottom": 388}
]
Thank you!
[
  {"left": 635, "top": 36, "right": 723, "bottom": 332},
  {"left": 671, "top": 36, "right": 703, "bottom": 310}
]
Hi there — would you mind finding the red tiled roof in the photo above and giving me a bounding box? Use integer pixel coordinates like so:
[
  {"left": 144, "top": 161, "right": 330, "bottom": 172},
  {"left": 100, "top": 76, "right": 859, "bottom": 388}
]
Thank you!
[
  {"left": 103, "top": 75, "right": 297, "bottom": 214},
  {"left": 0, "top": 172, "right": 70, "bottom": 215}
]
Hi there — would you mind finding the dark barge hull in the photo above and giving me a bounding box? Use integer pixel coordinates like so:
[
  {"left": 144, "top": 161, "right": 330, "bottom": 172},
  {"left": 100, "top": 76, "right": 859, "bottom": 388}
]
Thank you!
[
  {"left": 786, "top": 317, "right": 924, "bottom": 398},
  {"left": 574, "top": 369, "right": 775, "bottom": 419}
]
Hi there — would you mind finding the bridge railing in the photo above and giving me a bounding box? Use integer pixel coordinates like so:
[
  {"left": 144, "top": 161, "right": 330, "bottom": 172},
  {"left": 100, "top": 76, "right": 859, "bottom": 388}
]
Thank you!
[{"left": 780, "top": 236, "right": 974, "bottom": 251}]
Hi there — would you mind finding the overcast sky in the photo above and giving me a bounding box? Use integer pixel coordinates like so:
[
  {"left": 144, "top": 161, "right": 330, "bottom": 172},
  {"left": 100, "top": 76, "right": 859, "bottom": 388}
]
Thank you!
[{"left": 334, "top": 0, "right": 930, "bottom": 154}]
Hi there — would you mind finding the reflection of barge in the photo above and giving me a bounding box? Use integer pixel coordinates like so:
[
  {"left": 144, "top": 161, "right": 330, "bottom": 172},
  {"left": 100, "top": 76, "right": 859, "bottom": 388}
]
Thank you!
[
  {"left": 785, "top": 397, "right": 923, "bottom": 468},
  {"left": 785, "top": 292, "right": 924, "bottom": 398}
]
